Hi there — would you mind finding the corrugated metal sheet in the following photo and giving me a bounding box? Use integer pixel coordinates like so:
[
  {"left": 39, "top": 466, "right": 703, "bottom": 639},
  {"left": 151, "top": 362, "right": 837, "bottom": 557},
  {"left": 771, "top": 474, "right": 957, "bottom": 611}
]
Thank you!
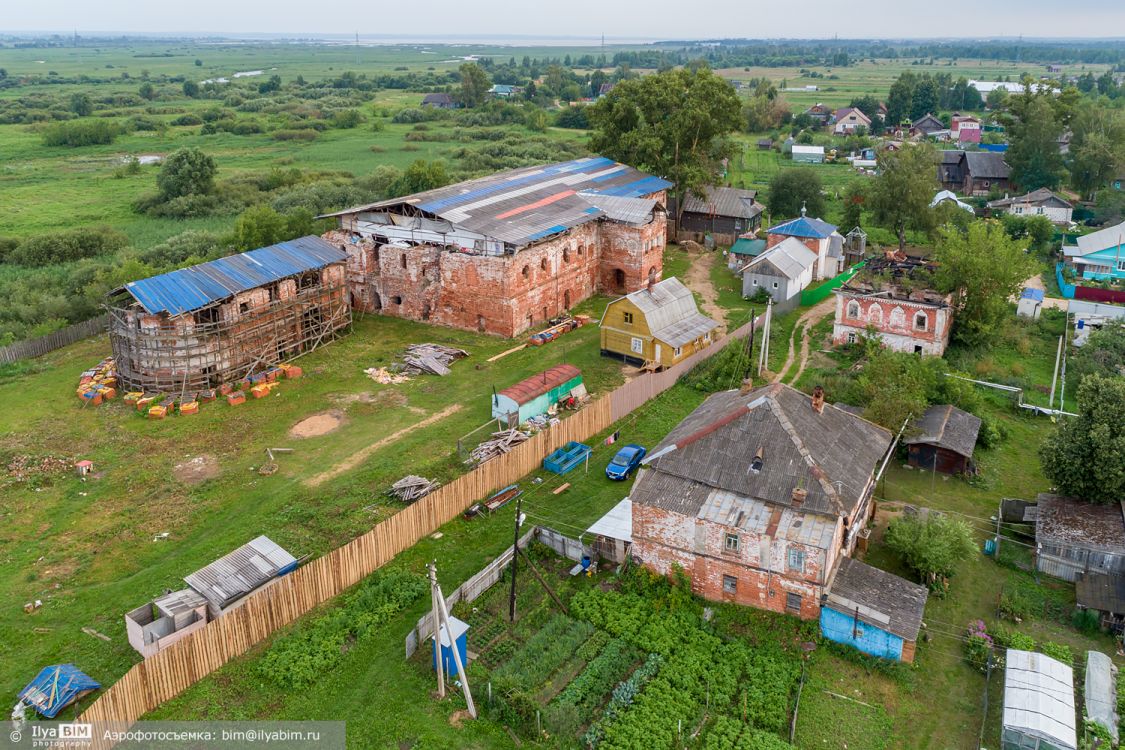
[
  {"left": 680, "top": 187, "right": 762, "bottom": 220},
  {"left": 623, "top": 277, "right": 719, "bottom": 348},
  {"left": 184, "top": 535, "right": 296, "bottom": 612},
  {"left": 904, "top": 405, "right": 981, "bottom": 459},
  {"left": 321, "top": 157, "right": 671, "bottom": 249},
  {"left": 767, "top": 215, "right": 837, "bottom": 240},
  {"left": 1003, "top": 649, "right": 1077, "bottom": 750},
  {"left": 497, "top": 364, "right": 582, "bottom": 407},
  {"left": 744, "top": 237, "right": 817, "bottom": 280},
  {"left": 577, "top": 192, "right": 658, "bottom": 226},
  {"left": 697, "top": 489, "right": 835, "bottom": 548},
  {"left": 121, "top": 236, "right": 346, "bottom": 316}
]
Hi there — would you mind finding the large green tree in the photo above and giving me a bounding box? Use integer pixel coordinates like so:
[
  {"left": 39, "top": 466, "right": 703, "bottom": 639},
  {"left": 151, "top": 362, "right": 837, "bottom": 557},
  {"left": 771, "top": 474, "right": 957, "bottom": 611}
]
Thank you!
[
  {"left": 156, "top": 147, "right": 217, "bottom": 200},
  {"left": 1070, "top": 325, "right": 1125, "bottom": 382},
  {"left": 765, "top": 169, "right": 824, "bottom": 220},
  {"left": 910, "top": 77, "right": 940, "bottom": 121},
  {"left": 1068, "top": 100, "right": 1125, "bottom": 199},
  {"left": 1005, "top": 94, "right": 1064, "bottom": 191},
  {"left": 588, "top": 66, "right": 742, "bottom": 220},
  {"left": 457, "top": 62, "right": 491, "bottom": 108},
  {"left": 886, "top": 514, "right": 977, "bottom": 591},
  {"left": 1040, "top": 375, "right": 1125, "bottom": 504},
  {"left": 868, "top": 142, "right": 937, "bottom": 252},
  {"left": 886, "top": 73, "right": 915, "bottom": 125},
  {"left": 933, "top": 221, "right": 1035, "bottom": 346}
]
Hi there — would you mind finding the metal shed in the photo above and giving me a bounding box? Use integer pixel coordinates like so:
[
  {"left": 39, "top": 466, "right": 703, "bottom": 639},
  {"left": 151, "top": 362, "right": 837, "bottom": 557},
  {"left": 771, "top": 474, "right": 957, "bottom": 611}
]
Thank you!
[
  {"left": 1002, "top": 649, "right": 1077, "bottom": 750},
  {"left": 184, "top": 535, "right": 298, "bottom": 617},
  {"left": 1035, "top": 493, "right": 1125, "bottom": 582},
  {"left": 491, "top": 364, "right": 584, "bottom": 425}
]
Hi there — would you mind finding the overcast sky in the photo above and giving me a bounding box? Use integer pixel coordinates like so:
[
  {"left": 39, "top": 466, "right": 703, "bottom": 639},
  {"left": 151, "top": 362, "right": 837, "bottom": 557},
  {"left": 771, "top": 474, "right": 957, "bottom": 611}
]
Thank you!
[{"left": 3, "top": 0, "right": 1125, "bottom": 41}]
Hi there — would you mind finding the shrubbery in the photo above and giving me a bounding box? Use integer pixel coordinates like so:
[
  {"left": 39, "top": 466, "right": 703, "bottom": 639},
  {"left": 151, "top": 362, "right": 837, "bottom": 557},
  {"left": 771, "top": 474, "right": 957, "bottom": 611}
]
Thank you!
[
  {"left": 41, "top": 119, "right": 120, "bottom": 146},
  {"left": 3, "top": 226, "right": 128, "bottom": 266}
]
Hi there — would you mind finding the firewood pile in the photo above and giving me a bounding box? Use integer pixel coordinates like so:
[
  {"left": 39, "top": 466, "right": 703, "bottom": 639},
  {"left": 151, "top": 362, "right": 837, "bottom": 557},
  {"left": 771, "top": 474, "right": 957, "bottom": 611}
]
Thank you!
[
  {"left": 396, "top": 344, "right": 468, "bottom": 376},
  {"left": 466, "top": 429, "right": 530, "bottom": 466},
  {"left": 387, "top": 475, "right": 441, "bottom": 503}
]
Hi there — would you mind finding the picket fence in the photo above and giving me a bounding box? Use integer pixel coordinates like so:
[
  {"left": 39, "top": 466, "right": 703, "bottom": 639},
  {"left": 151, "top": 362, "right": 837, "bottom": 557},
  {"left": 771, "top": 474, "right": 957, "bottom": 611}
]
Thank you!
[
  {"left": 76, "top": 310, "right": 762, "bottom": 744},
  {"left": 0, "top": 315, "right": 108, "bottom": 364}
]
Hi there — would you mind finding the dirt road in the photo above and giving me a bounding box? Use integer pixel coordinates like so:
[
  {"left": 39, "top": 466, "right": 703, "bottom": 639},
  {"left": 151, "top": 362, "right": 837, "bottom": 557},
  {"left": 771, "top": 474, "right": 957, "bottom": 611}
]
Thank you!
[
  {"left": 773, "top": 298, "right": 836, "bottom": 385},
  {"left": 682, "top": 248, "right": 728, "bottom": 333}
]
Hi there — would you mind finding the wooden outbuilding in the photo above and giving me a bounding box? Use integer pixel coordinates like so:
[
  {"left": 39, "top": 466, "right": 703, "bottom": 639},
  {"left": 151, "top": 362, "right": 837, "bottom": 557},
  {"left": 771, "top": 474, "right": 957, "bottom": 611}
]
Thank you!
[{"left": 904, "top": 404, "right": 981, "bottom": 475}]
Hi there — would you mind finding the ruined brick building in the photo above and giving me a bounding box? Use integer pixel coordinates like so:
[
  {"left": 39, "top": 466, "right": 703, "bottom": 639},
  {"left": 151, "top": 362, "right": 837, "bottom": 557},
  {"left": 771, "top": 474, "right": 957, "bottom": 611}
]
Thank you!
[
  {"left": 321, "top": 156, "right": 670, "bottom": 337},
  {"left": 107, "top": 237, "right": 350, "bottom": 392},
  {"left": 831, "top": 254, "right": 953, "bottom": 356},
  {"left": 629, "top": 383, "right": 894, "bottom": 622}
]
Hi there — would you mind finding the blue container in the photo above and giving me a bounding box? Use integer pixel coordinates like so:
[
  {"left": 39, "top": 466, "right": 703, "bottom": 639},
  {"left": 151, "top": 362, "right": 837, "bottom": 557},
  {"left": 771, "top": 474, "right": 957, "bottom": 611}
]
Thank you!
[
  {"left": 543, "top": 441, "right": 592, "bottom": 474},
  {"left": 431, "top": 615, "right": 470, "bottom": 679}
]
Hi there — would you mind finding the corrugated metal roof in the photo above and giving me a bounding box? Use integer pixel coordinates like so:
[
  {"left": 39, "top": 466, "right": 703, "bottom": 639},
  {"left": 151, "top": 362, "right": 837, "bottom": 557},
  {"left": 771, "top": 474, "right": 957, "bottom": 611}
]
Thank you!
[
  {"left": 120, "top": 236, "right": 346, "bottom": 316},
  {"left": 577, "top": 192, "right": 658, "bottom": 226},
  {"left": 679, "top": 186, "right": 762, "bottom": 220},
  {"left": 730, "top": 238, "right": 766, "bottom": 257},
  {"left": 321, "top": 157, "right": 671, "bottom": 249},
  {"left": 1003, "top": 649, "right": 1077, "bottom": 750},
  {"left": 1035, "top": 493, "right": 1125, "bottom": 553},
  {"left": 1075, "top": 219, "right": 1125, "bottom": 256},
  {"left": 1076, "top": 572, "right": 1125, "bottom": 615},
  {"left": 184, "top": 535, "right": 296, "bottom": 612},
  {"left": 904, "top": 404, "right": 981, "bottom": 459},
  {"left": 622, "top": 277, "right": 719, "bottom": 348},
  {"left": 586, "top": 498, "right": 632, "bottom": 542},
  {"left": 497, "top": 364, "right": 582, "bottom": 407},
  {"left": 767, "top": 215, "right": 837, "bottom": 240},
  {"left": 743, "top": 237, "right": 817, "bottom": 280},
  {"left": 697, "top": 489, "right": 836, "bottom": 549},
  {"left": 988, "top": 188, "right": 1072, "bottom": 209},
  {"left": 828, "top": 557, "right": 928, "bottom": 642}
]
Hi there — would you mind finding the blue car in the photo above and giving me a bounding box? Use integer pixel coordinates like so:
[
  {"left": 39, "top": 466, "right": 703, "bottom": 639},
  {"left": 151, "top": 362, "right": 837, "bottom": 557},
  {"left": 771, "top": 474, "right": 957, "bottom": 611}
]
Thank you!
[{"left": 605, "top": 444, "right": 646, "bottom": 480}]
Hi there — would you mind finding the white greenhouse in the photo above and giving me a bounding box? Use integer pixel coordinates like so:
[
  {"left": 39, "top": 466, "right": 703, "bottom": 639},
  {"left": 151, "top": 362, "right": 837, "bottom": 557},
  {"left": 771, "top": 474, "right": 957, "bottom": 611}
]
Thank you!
[{"left": 1002, "top": 649, "right": 1077, "bottom": 750}]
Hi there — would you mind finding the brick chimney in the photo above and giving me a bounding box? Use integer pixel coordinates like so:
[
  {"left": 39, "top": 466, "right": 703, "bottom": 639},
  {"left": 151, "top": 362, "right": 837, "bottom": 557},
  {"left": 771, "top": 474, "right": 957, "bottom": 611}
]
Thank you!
[
  {"left": 792, "top": 484, "right": 807, "bottom": 506},
  {"left": 739, "top": 377, "right": 754, "bottom": 394},
  {"left": 811, "top": 385, "right": 825, "bottom": 414}
]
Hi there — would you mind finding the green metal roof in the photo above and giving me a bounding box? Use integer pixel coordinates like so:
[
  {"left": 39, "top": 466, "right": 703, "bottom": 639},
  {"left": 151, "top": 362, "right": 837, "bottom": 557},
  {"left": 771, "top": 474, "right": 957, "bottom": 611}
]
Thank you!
[{"left": 731, "top": 238, "right": 767, "bottom": 256}]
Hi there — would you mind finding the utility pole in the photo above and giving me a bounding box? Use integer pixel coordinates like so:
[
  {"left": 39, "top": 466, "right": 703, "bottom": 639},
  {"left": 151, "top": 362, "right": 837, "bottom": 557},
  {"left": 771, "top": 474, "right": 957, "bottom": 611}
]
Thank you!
[
  {"left": 428, "top": 562, "right": 476, "bottom": 718},
  {"left": 743, "top": 309, "right": 756, "bottom": 381},
  {"left": 1048, "top": 334, "right": 1062, "bottom": 410},
  {"left": 427, "top": 562, "right": 445, "bottom": 698},
  {"left": 508, "top": 497, "right": 523, "bottom": 622}
]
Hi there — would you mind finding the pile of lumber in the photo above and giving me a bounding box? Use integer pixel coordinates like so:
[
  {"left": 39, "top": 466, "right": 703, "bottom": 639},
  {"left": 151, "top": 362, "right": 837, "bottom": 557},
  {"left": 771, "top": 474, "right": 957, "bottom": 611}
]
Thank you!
[
  {"left": 387, "top": 475, "right": 441, "bottom": 503},
  {"left": 398, "top": 344, "right": 468, "bottom": 376},
  {"left": 466, "top": 429, "right": 530, "bottom": 466}
]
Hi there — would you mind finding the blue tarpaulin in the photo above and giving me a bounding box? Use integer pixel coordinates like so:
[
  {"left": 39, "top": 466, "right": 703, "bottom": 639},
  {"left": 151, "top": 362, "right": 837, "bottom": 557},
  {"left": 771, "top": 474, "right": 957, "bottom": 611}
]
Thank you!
[
  {"left": 18, "top": 664, "right": 100, "bottom": 718},
  {"left": 119, "top": 236, "right": 346, "bottom": 317}
]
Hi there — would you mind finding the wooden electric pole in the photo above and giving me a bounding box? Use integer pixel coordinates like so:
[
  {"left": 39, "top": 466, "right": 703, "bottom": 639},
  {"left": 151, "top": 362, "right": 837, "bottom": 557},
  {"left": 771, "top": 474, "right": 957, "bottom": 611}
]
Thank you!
[
  {"left": 508, "top": 497, "right": 522, "bottom": 622},
  {"left": 428, "top": 562, "right": 477, "bottom": 718},
  {"left": 427, "top": 562, "right": 446, "bottom": 697}
]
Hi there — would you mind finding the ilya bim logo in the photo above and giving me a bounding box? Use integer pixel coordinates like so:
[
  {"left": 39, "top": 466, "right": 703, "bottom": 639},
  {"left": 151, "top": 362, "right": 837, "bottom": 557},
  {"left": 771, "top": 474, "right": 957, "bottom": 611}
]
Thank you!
[{"left": 13, "top": 723, "right": 94, "bottom": 745}]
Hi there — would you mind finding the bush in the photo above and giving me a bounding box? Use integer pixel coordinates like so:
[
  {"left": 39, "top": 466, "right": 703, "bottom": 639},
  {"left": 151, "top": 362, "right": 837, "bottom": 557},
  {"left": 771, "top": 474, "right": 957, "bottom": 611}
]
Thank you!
[
  {"left": 885, "top": 513, "right": 976, "bottom": 592},
  {"left": 6, "top": 226, "right": 129, "bottom": 266},
  {"left": 964, "top": 620, "right": 993, "bottom": 672},
  {"left": 991, "top": 624, "right": 1035, "bottom": 651},
  {"left": 171, "top": 113, "right": 203, "bottom": 126},
  {"left": 1072, "top": 608, "right": 1101, "bottom": 634},
  {"left": 1039, "top": 641, "right": 1073, "bottom": 665},
  {"left": 41, "top": 119, "right": 119, "bottom": 147},
  {"left": 156, "top": 147, "right": 217, "bottom": 200},
  {"left": 273, "top": 129, "right": 319, "bottom": 141}
]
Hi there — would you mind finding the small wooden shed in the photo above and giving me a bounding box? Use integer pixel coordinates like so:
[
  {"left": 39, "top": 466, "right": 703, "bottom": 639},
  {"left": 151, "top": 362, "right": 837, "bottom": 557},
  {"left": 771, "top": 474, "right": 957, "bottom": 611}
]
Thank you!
[
  {"left": 905, "top": 405, "right": 981, "bottom": 475},
  {"left": 491, "top": 364, "right": 584, "bottom": 425},
  {"left": 1036, "top": 493, "right": 1125, "bottom": 582},
  {"left": 585, "top": 498, "right": 633, "bottom": 564}
]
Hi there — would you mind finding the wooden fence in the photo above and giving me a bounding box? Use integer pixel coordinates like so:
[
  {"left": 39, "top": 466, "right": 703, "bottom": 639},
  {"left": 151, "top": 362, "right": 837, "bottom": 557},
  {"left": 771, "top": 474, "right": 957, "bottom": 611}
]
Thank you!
[
  {"left": 0, "top": 314, "right": 108, "bottom": 364},
  {"left": 77, "top": 310, "right": 764, "bottom": 741}
]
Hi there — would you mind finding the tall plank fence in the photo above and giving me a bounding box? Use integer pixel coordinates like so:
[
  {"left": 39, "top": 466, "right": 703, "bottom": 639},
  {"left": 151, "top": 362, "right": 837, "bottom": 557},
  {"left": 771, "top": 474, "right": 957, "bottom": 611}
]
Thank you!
[
  {"left": 0, "top": 314, "right": 108, "bottom": 364},
  {"left": 77, "top": 311, "right": 762, "bottom": 743}
]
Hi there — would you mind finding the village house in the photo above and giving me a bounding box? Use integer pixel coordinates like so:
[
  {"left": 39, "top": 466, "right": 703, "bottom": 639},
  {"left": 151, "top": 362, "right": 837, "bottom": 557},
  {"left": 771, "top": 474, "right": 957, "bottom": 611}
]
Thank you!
[
  {"left": 833, "top": 107, "right": 871, "bottom": 135},
  {"left": 1035, "top": 493, "right": 1125, "bottom": 582},
  {"left": 988, "top": 188, "right": 1074, "bottom": 225},
  {"left": 421, "top": 92, "right": 457, "bottom": 109},
  {"left": 321, "top": 156, "right": 670, "bottom": 338},
  {"left": 1061, "top": 219, "right": 1125, "bottom": 282},
  {"left": 937, "top": 150, "right": 1012, "bottom": 196},
  {"left": 832, "top": 255, "right": 953, "bottom": 356},
  {"left": 740, "top": 237, "right": 818, "bottom": 313},
  {"left": 802, "top": 102, "right": 833, "bottom": 126},
  {"left": 488, "top": 84, "right": 522, "bottom": 99},
  {"left": 910, "top": 113, "right": 946, "bottom": 138},
  {"left": 599, "top": 276, "right": 718, "bottom": 368},
  {"left": 820, "top": 557, "right": 928, "bottom": 663},
  {"left": 630, "top": 383, "right": 924, "bottom": 640},
  {"left": 669, "top": 186, "right": 764, "bottom": 246},
  {"left": 950, "top": 114, "right": 982, "bottom": 144},
  {"left": 904, "top": 404, "right": 981, "bottom": 475},
  {"left": 727, "top": 234, "right": 767, "bottom": 272},
  {"left": 107, "top": 237, "right": 350, "bottom": 393},
  {"left": 766, "top": 210, "right": 844, "bottom": 281}
]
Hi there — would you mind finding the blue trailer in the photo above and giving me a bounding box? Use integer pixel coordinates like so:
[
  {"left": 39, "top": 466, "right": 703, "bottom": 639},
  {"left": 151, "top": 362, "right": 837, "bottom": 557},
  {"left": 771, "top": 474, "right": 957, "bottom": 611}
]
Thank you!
[{"left": 543, "top": 441, "right": 591, "bottom": 474}]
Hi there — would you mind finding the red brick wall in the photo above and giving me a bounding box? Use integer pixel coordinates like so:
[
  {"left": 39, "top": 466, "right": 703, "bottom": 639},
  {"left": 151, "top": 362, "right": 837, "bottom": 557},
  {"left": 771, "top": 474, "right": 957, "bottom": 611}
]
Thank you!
[
  {"left": 833, "top": 292, "right": 952, "bottom": 354},
  {"left": 326, "top": 195, "right": 667, "bottom": 338},
  {"left": 632, "top": 503, "right": 827, "bottom": 621}
]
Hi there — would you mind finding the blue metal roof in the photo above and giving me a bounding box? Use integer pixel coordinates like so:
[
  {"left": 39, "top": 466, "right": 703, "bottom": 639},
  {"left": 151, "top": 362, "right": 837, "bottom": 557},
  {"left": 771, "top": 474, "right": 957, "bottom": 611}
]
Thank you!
[
  {"left": 1021, "top": 288, "right": 1046, "bottom": 302},
  {"left": 767, "top": 216, "right": 838, "bottom": 240},
  {"left": 121, "top": 236, "right": 346, "bottom": 316},
  {"left": 19, "top": 664, "right": 100, "bottom": 718}
]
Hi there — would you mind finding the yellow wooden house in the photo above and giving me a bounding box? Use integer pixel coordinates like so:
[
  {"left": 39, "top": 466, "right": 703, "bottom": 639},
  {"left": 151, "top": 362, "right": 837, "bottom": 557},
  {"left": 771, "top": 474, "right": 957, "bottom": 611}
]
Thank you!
[{"left": 599, "top": 277, "right": 719, "bottom": 369}]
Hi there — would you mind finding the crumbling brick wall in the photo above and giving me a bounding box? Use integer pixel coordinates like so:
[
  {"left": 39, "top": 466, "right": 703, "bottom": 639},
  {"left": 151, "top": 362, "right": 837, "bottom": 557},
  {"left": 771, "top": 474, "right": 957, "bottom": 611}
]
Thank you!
[{"left": 832, "top": 292, "right": 953, "bottom": 356}]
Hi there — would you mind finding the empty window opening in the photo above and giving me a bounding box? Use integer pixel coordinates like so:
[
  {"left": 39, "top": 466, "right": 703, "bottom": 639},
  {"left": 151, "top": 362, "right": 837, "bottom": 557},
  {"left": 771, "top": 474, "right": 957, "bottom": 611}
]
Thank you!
[
  {"left": 914, "top": 312, "right": 928, "bottom": 331},
  {"left": 522, "top": 265, "right": 530, "bottom": 279},
  {"left": 623, "top": 311, "right": 634, "bottom": 325},
  {"left": 563, "top": 247, "right": 570, "bottom": 263},
  {"left": 847, "top": 301, "right": 860, "bottom": 318},
  {"left": 268, "top": 283, "right": 280, "bottom": 303},
  {"left": 392, "top": 295, "right": 403, "bottom": 305},
  {"left": 722, "top": 575, "right": 737, "bottom": 594},
  {"left": 298, "top": 272, "right": 319, "bottom": 291},
  {"left": 614, "top": 268, "right": 626, "bottom": 290},
  {"left": 563, "top": 289, "right": 571, "bottom": 309},
  {"left": 540, "top": 257, "right": 548, "bottom": 271},
  {"left": 400, "top": 253, "right": 408, "bottom": 270},
  {"left": 914, "top": 344, "right": 923, "bottom": 354},
  {"left": 238, "top": 301, "right": 250, "bottom": 315}
]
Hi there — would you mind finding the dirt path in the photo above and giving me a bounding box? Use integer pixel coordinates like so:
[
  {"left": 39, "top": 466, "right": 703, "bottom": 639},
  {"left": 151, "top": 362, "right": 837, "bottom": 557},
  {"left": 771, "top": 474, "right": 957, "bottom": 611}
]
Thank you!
[
  {"left": 305, "top": 404, "right": 464, "bottom": 487},
  {"left": 1019, "top": 273, "right": 1069, "bottom": 311},
  {"left": 682, "top": 249, "right": 728, "bottom": 332},
  {"left": 773, "top": 298, "right": 836, "bottom": 385}
]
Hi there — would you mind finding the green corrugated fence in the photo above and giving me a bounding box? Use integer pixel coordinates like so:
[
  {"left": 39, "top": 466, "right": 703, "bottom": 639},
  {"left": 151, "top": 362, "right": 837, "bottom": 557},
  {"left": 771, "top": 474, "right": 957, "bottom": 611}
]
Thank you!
[{"left": 799, "top": 260, "right": 867, "bottom": 306}]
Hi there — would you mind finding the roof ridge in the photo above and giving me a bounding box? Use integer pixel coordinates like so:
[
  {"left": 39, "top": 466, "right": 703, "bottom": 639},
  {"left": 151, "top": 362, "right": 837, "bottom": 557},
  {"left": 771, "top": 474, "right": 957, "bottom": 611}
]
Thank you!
[{"left": 768, "top": 392, "right": 844, "bottom": 515}]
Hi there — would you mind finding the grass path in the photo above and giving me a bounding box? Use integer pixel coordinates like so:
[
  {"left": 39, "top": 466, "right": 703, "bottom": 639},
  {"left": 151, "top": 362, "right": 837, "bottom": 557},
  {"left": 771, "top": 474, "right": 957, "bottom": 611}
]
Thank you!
[
  {"left": 774, "top": 298, "right": 835, "bottom": 384},
  {"left": 681, "top": 248, "right": 728, "bottom": 333}
]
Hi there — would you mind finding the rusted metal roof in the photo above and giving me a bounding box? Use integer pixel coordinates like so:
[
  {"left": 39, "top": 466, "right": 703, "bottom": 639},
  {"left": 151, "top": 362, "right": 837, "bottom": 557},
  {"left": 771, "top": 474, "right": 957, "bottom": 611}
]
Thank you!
[
  {"left": 904, "top": 405, "right": 981, "bottom": 459},
  {"left": 1076, "top": 571, "right": 1125, "bottom": 615},
  {"left": 679, "top": 186, "right": 762, "bottom": 220},
  {"left": 1036, "top": 494, "right": 1125, "bottom": 553},
  {"left": 497, "top": 364, "right": 581, "bottom": 407},
  {"left": 118, "top": 236, "right": 345, "bottom": 316}
]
